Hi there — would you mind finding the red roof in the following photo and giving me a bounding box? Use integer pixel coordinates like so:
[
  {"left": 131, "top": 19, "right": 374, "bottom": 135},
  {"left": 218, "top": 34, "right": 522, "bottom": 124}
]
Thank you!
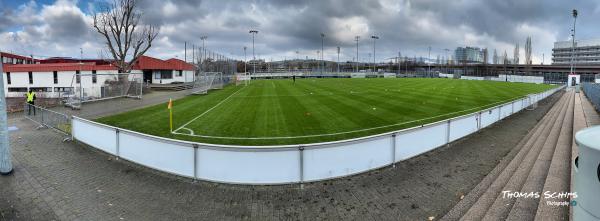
[
  {"left": 2, "top": 62, "right": 117, "bottom": 72},
  {"left": 1, "top": 55, "right": 193, "bottom": 73},
  {"left": 1, "top": 52, "right": 38, "bottom": 62},
  {"left": 166, "top": 58, "right": 195, "bottom": 71},
  {"left": 133, "top": 56, "right": 194, "bottom": 71}
]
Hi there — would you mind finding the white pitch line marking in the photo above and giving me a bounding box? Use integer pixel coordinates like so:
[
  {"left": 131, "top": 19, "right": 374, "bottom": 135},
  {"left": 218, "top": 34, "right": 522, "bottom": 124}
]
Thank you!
[
  {"left": 180, "top": 127, "right": 195, "bottom": 135},
  {"left": 171, "top": 96, "right": 524, "bottom": 140},
  {"left": 173, "top": 86, "right": 246, "bottom": 133}
]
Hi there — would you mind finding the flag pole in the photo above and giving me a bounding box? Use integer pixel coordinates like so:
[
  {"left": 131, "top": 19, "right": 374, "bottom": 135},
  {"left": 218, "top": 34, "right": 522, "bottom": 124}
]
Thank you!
[{"left": 168, "top": 99, "right": 173, "bottom": 132}]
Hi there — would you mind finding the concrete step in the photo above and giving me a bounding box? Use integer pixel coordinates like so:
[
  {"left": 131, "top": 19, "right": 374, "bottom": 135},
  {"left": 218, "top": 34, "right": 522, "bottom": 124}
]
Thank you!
[
  {"left": 441, "top": 92, "right": 564, "bottom": 221},
  {"left": 446, "top": 91, "right": 569, "bottom": 221},
  {"left": 482, "top": 91, "right": 571, "bottom": 220},
  {"left": 533, "top": 92, "right": 574, "bottom": 220},
  {"left": 506, "top": 91, "right": 574, "bottom": 220}
]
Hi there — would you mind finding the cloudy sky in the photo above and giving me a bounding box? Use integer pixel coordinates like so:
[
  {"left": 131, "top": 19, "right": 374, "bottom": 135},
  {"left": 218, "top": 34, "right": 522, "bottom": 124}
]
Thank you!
[{"left": 1, "top": 0, "right": 599, "bottom": 64}]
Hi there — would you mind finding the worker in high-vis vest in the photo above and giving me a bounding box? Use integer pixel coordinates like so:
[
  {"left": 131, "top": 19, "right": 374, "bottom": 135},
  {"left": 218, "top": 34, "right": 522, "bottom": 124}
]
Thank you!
[{"left": 26, "top": 89, "right": 36, "bottom": 116}]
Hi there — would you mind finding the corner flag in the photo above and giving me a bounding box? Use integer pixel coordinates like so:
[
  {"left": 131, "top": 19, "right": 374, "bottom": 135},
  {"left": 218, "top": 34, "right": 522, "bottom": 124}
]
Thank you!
[{"left": 168, "top": 99, "right": 173, "bottom": 132}]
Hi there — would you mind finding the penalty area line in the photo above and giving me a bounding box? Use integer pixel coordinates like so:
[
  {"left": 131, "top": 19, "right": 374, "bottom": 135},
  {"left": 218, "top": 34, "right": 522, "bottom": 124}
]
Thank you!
[
  {"left": 173, "top": 86, "right": 246, "bottom": 133},
  {"left": 170, "top": 96, "right": 526, "bottom": 140}
]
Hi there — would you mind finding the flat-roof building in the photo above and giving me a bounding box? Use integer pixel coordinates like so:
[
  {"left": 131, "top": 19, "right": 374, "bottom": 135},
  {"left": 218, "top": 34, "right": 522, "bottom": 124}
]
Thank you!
[
  {"left": 454, "top": 47, "right": 485, "bottom": 64},
  {"left": 553, "top": 38, "right": 600, "bottom": 65}
]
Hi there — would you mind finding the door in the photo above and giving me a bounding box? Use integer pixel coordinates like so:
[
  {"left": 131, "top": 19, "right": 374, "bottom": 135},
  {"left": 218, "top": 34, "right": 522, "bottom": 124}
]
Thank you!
[{"left": 143, "top": 70, "right": 153, "bottom": 84}]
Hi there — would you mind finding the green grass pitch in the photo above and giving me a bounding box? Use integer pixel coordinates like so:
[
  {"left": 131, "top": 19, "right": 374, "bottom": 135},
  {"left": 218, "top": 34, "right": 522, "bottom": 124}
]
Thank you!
[{"left": 96, "top": 78, "right": 556, "bottom": 145}]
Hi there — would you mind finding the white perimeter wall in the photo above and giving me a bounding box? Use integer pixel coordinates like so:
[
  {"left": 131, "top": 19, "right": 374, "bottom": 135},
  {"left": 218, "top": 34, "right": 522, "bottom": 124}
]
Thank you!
[{"left": 72, "top": 86, "right": 563, "bottom": 184}]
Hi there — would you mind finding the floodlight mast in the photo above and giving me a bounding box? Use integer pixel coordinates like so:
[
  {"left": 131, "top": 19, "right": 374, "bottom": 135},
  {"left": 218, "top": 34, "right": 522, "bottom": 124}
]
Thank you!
[
  {"left": 355, "top": 36, "right": 360, "bottom": 72},
  {"left": 243, "top": 46, "right": 247, "bottom": 75},
  {"left": 200, "top": 36, "right": 207, "bottom": 73},
  {"left": 337, "top": 46, "right": 340, "bottom": 73},
  {"left": 249, "top": 30, "right": 258, "bottom": 75},
  {"left": 570, "top": 9, "right": 578, "bottom": 76},
  {"left": 428, "top": 46, "right": 431, "bottom": 77},
  {"left": 320, "top": 33, "right": 325, "bottom": 75},
  {"left": 371, "top": 35, "right": 379, "bottom": 74}
]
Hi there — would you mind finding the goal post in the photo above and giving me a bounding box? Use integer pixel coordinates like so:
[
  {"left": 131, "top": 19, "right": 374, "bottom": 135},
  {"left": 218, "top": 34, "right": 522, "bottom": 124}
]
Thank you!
[
  {"left": 62, "top": 73, "right": 143, "bottom": 109},
  {"left": 191, "top": 72, "right": 224, "bottom": 95},
  {"left": 235, "top": 73, "right": 251, "bottom": 86}
]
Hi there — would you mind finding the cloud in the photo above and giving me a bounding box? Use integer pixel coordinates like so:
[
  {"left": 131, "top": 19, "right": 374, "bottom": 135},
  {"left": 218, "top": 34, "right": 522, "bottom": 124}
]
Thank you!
[{"left": 1, "top": 0, "right": 599, "bottom": 64}]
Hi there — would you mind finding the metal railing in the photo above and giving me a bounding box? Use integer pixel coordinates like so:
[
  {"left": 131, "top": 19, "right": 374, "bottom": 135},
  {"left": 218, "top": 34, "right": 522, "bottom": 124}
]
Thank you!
[
  {"left": 582, "top": 83, "right": 600, "bottom": 112},
  {"left": 24, "top": 103, "right": 71, "bottom": 139}
]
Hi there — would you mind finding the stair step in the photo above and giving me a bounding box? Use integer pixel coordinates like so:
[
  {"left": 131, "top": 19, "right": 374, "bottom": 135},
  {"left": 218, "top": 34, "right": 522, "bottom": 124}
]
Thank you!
[
  {"left": 481, "top": 92, "right": 571, "bottom": 220},
  {"left": 506, "top": 91, "right": 574, "bottom": 220},
  {"left": 441, "top": 94, "right": 558, "bottom": 221},
  {"left": 456, "top": 92, "right": 568, "bottom": 220},
  {"left": 533, "top": 92, "right": 574, "bottom": 221}
]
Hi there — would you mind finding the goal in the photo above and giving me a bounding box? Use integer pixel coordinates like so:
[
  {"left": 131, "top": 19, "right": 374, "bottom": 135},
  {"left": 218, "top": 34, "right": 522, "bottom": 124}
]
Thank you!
[
  {"left": 235, "top": 73, "right": 251, "bottom": 86},
  {"left": 62, "top": 73, "right": 143, "bottom": 109},
  {"left": 191, "top": 72, "right": 224, "bottom": 95}
]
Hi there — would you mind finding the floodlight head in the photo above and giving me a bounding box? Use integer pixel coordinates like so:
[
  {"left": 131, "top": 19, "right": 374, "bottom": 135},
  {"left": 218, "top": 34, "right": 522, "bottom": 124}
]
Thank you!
[
  {"left": 200, "top": 36, "right": 207, "bottom": 40},
  {"left": 572, "top": 9, "right": 578, "bottom": 18},
  {"left": 355, "top": 36, "right": 360, "bottom": 40},
  {"left": 249, "top": 30, "right": 258, "bottom": 34},
  {"left": 320, "top": 33, "right": 325, "bottom": 38},
  {"left": 371, "top": 35, "right": 379, "bottom": 39}
]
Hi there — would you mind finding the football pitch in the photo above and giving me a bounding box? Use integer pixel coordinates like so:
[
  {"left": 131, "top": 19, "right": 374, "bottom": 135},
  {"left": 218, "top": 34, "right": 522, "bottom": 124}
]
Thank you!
[{"left": 96, "top": 78, "right": 556, "bottom": 145}]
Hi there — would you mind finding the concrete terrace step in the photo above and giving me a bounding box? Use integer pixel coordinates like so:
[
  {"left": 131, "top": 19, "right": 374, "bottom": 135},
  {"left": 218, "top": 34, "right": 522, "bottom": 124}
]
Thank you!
[
  {"left": 507, "top": 92, "right": 574, "bottom": 220},
  {"left": 149, "top": 83, "right": 195, "bottom": 91},
  {"left": 483, "top": 91, "right": 572, "bottom": 220},
  {"left": 533, "top": 92, "right": 574, "bottom": 220},
  {"left": 441, "top": 92, "right": 564, "bottom": 221},
  {"left": 441, "top": 90, "right": 575, "bottom": 221}
]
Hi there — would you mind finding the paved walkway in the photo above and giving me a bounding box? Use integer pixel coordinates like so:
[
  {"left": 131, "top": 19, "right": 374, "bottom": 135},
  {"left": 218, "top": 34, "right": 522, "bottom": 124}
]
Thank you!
[
  {"left": 579, "top": 91, "right": 600, "bottom": 126},
  {"left": 0, "top": 91, "right": 564, "bottom": 221},
  {"left": 53, "top": 89, "right": 192, "bottom": 119}
]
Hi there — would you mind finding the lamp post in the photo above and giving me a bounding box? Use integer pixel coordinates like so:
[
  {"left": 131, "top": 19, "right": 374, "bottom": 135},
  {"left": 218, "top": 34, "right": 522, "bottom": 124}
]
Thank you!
[
  {"left": 371, "top": 35, "right": 379, "bottom": 74},
  {"left": 243, "top": 46, "right": 247, "bottom": 75},
  {"left": 428, "top": 46, "right": 431, "bottom": 77},
  {"left": 0, "top": 61, "right": 11, "bottom": 175},
  {"left": 249, "top": 30, "right": 259, "bottom": 75},
  {"left": 316, "top": 50, "right": 320, "bottom": 73},
  {"left": 444, "top": 48, "right": 450, "bottom": 74},
  {"left": 337, "top": 46, "right": 340, "bottom": 74},
  {"left": 570, "top": 9, "right": 578, "bottom": 77},
  {"left": 355, "top": 36, "right": 360, "bottom": 72},
  {"left": 200, "top": 36, "right": 207, "bottom": 72},
  {"left": 320, "top": 33, "right": 325, "bottom": 75}
]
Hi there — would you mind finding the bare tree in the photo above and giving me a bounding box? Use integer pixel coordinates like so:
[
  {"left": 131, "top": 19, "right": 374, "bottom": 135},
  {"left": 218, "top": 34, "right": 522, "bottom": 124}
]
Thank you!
[{"left": 93, "top": 0, "right": 159, "bottom": 73}]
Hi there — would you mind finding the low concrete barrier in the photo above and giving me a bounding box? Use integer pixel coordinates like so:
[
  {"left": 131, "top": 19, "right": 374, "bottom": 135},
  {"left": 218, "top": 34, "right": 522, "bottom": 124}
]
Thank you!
[{"left": 71, "top": 86, "right": 564, "bottom": 185}]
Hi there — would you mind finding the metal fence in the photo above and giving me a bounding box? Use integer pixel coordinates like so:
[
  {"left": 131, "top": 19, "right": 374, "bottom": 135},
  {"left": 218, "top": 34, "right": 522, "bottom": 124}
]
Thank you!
[
  {"left": 582, "top": 83, "right": 600, "bottom": 112},
  {"left": 24, "top": 103, "right": 71, "bottom": 139}
]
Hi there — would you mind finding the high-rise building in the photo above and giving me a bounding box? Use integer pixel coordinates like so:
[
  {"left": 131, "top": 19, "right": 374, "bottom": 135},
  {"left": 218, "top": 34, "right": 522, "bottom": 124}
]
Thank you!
[
  {"left": 552, "top": 38, "right": 600, "bottom": 65},
  {"left": 454, "top": 47, "right": 485, "bottom": 63}
]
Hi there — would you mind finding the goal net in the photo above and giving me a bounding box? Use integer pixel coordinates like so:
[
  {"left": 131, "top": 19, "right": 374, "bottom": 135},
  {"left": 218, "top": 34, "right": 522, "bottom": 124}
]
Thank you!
[
  {"left": 62, "top": 73, "right": 143, "bottom": 109},
  {"left": 191, "top": 72, "right": 224, "bottom": 95},
  {"left": 235, "top": 73, "right": 251, "bottom": 86}
]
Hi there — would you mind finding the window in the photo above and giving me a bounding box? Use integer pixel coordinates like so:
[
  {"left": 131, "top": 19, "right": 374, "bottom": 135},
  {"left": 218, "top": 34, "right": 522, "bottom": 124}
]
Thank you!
[
  {"left": 28, "top": 72, "right": 33, "bottom": 84},
  {"left": 8, "top": 87, "right": 27, "bottom": 92},
  {"left": 29, "top": 87, "right": 52, "bottom": 92},
  {"left": 92, "top": 70, "right": 97, "bottom": 84},
  {"left": 6, "top": 72, "right": 10, "bottom": 85},
  {"left": 178, "top": 70, "right": 183, "bottom": 77},
  {"left": 53, "top": 71, "right": 58, "bottom": 84},
  {"left": 76, "top": 71, "right": 80, "bottom": 84},
  {"left": 155, "top": 70, "right": 173, "bottom": 79},
  {"left": 54, "top": 87, "right": 73, "bottom": 92}
]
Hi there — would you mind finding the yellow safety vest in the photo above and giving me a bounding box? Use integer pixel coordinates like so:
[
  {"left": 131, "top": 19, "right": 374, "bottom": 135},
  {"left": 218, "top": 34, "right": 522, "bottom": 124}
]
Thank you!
[{"left": 26, "top": 92, "right": 35, "bottom": 102}]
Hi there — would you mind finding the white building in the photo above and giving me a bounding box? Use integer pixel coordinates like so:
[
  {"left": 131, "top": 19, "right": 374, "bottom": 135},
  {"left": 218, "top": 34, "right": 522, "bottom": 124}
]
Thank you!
[
  {"left": 1, "top": 55, "right": 196, "bottom": 98},
  {"left": 553, "top": 38, "right": 600, "bottom": 65}
]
